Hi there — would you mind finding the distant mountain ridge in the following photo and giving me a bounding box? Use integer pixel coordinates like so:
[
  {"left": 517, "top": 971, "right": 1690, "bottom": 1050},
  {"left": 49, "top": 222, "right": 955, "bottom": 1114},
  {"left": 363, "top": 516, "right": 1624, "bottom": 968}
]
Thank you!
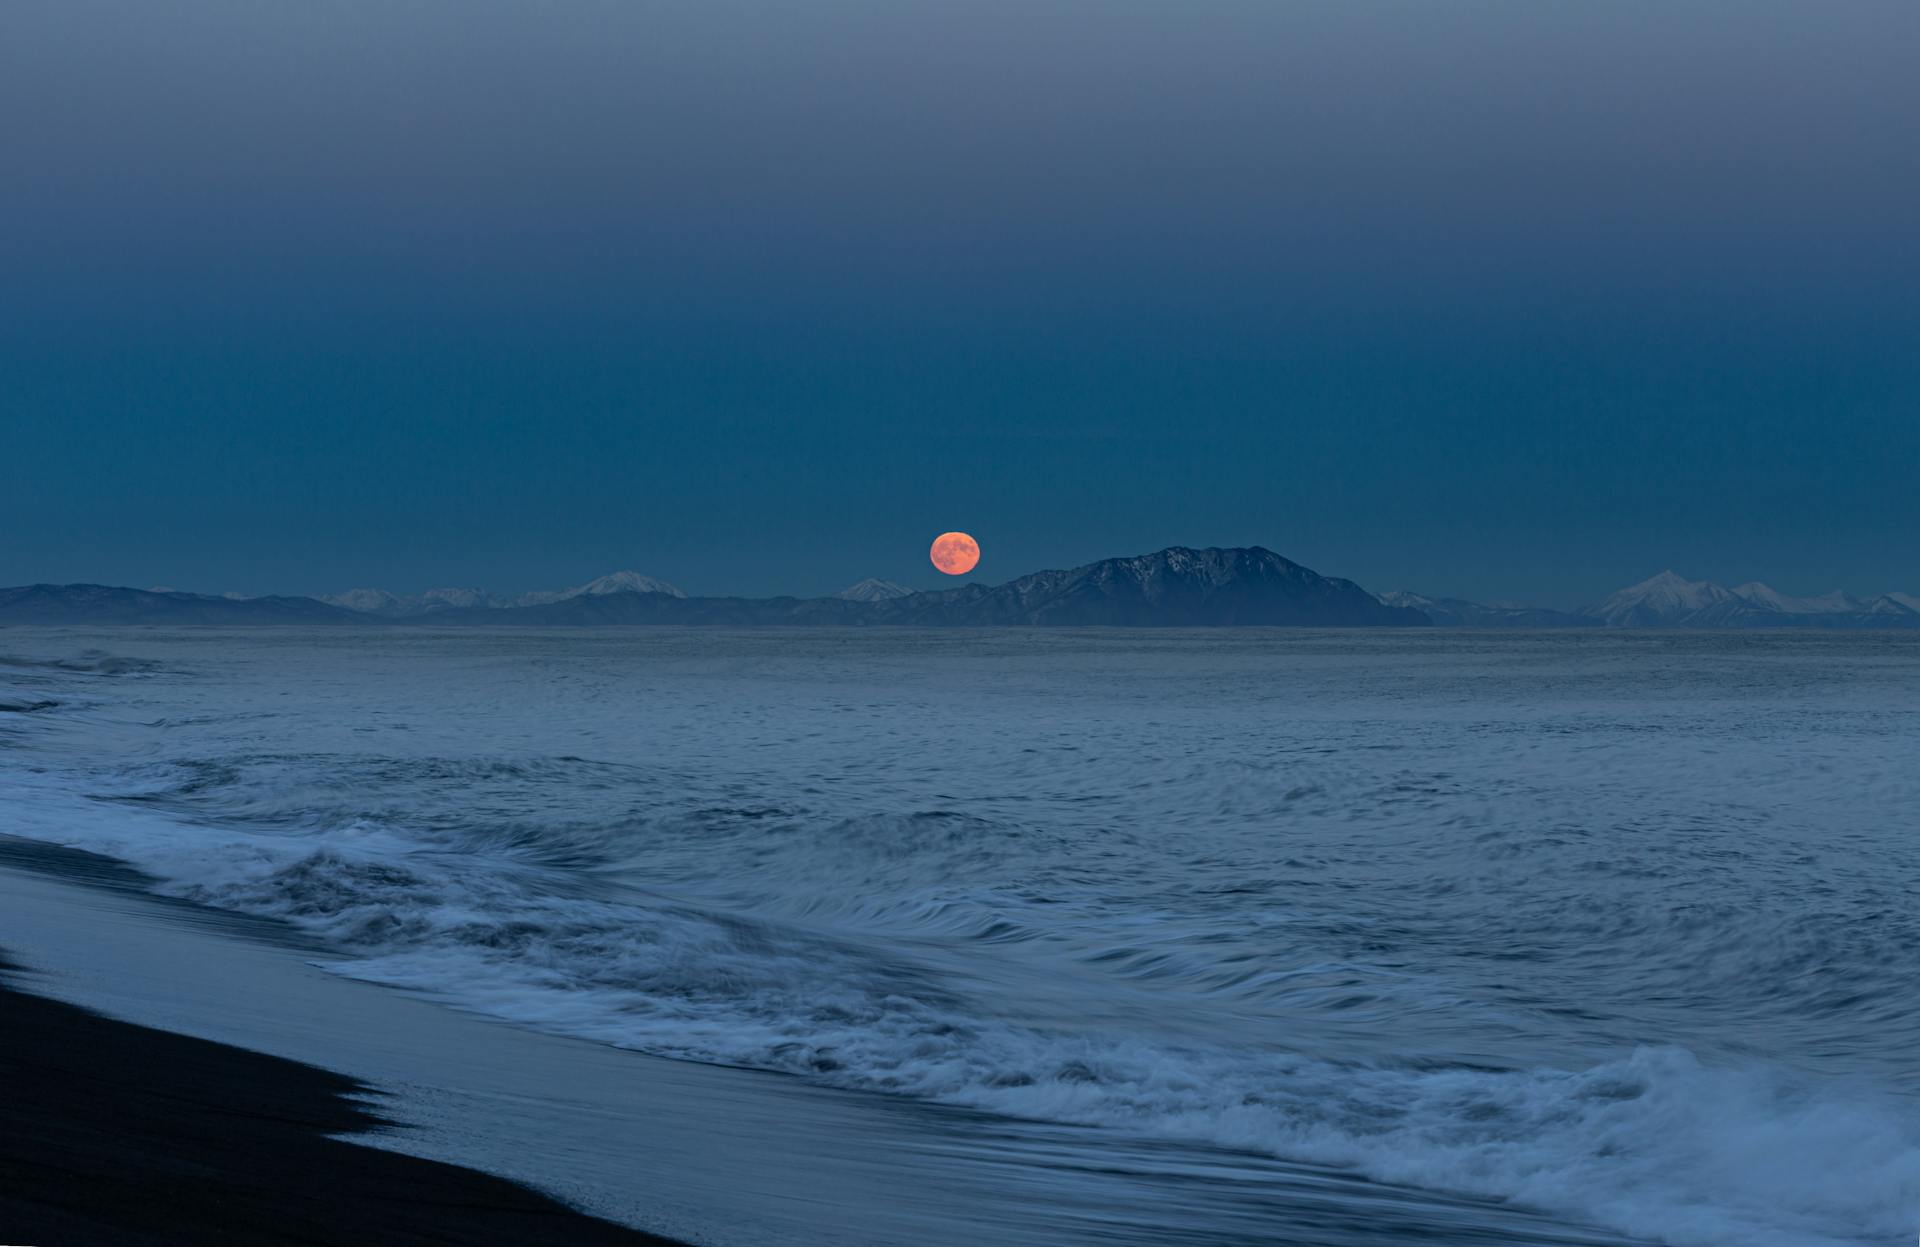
[
  {"left": 0, "top": 548, "right": 1423, "bottom": 627},
  {"left": 319, "top": 571, "right": 686, "bottom": 617},
  {"left": 1587, "top": 570, "right": 1742, "bottom": 627},
  {"left": 419, "top": 547, "right": 1427, "bottom": 628},
  {"left": 1584, "top": 571, "right": 1920, "bottom": 629},
  {"left": 1377, "top": 591, "right": 1600, "bottom": 629},
  {"left": 10, "top": 557, "right": 1918, "bottom": 629},
  {"left": 1387, "top": 572, "right": 1920, "bottom": 630},
  {"left": 1730, "top": 583, "right": 1862, "bottom": 615},
  {"left": 0, "top": 584, "right": 358, "bottom": 626},
  {"left": 835, "top": 579, "right": 916, "bottom": 602}
]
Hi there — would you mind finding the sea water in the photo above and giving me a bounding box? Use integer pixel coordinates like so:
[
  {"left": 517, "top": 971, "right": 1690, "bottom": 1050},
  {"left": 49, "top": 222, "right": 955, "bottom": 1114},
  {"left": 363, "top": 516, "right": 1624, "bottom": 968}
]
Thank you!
[{"left": 2, "top": 628, "right": 1917, "bottom": 1247}]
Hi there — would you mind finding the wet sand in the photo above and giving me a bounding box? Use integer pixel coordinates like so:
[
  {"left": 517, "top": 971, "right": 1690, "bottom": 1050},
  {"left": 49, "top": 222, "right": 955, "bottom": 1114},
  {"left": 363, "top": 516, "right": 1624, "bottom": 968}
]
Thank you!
[{"left": 0, "top": 950, "right": 678, "bottom": 1246}]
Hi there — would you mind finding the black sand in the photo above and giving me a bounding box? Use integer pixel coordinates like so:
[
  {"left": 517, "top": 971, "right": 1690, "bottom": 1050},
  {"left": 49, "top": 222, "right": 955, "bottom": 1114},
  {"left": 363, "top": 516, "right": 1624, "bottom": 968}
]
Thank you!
[{"left": 0, "top": 954, "right": 683, "bottom": 1247}]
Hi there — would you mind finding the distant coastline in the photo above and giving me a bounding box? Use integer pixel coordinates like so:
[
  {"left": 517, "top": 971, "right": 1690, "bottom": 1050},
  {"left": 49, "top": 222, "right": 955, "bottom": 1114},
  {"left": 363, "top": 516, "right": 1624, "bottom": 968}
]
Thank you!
[{"left": 4, "top": 547, "right": 1917, "bottom": 629}]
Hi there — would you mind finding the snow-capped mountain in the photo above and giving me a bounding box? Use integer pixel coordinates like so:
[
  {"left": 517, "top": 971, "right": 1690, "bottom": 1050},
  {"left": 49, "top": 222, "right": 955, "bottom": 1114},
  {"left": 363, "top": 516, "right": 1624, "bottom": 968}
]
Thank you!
[
  {"left": 1392, "top": 574, "right": 1920, "bottom": 630},
  {"left": 510, "top": 572, "right": 687, "bottom": 607},
  {"left": 321, "top": 572, "right": 685, "bottom": 616},
  {"left": 1731, "top": 583, "right": 1861, "bottom": 614},
  {"left": 1584, "top": 572, "right": 1920, "bottom": 628},
  {"left": 835, "top": 578, "right": 915, "bottom": 602},
  {"left": 1864, "top": 594, "right": 1920, "bottom": 617},
  {"left": 319, "top": 587, "right": 407, "bottom": 614},
  {"left": 1375, "top": 590, "right": 1436, "bottom": 612},
  {"left": 1587, "top": 571, "right": 1744, "bottom": 627},
  {"left": 318, "top": 587, "right": 483, "bottom": 615},
  {"left": 416, "top": 587, "right": 495, "bottom": 611}
]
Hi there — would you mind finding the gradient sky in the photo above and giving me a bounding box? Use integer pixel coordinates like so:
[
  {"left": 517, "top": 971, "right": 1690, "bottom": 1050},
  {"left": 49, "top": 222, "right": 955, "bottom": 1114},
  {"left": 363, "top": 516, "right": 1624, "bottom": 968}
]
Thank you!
[{"left": 3, "top": 1, "right": 1916, "bottom": 606}]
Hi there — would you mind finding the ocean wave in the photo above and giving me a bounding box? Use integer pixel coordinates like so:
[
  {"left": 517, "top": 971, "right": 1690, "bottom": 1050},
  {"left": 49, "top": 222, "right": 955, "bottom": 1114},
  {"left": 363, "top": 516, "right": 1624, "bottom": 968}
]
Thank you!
[
  {"left": 6, "top": 769, "right": 1915, "bottom": 1247},
  {"left": 0, "top": 650, "right": 163, "bottom": 676},
  {"left": 7, "top": 630, "right": 1920, "bottom": 1247}
]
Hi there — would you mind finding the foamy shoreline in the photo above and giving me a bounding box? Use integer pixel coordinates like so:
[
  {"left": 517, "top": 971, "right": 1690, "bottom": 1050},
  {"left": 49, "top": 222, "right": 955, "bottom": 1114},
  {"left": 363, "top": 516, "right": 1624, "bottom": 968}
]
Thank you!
[{"left": 0, "top": 837, "right": 1639, "bottom": 1247}]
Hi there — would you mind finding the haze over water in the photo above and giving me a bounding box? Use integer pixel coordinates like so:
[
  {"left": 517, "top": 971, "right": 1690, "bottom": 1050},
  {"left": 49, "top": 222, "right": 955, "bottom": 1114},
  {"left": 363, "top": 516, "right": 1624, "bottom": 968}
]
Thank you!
[{"left": 4, "top": 628, "right": 1918, "bottom": 1246}]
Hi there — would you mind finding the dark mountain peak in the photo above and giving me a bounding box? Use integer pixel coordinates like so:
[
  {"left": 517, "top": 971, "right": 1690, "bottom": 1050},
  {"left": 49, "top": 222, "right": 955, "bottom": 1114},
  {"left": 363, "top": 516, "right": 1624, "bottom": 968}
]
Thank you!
[
  {"left": 901, "top": 545, "right": 1422, "bottom": 627},
  {"left": 1017, "top": 546, "right": 1303, "bottom": 592},
  {"left": 1110, "top": 545, "right": 1296, "bottom": 574},
  {"left": 834, "top": 578, "right": 915, "bottom": 602}
]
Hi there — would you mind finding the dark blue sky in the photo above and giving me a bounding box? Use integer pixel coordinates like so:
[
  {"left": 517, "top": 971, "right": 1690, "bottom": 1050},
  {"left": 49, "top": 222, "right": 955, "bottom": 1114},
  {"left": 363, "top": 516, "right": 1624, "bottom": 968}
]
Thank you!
[{"left": 4, "top": 1, "right": 1916, "bottom": 605}]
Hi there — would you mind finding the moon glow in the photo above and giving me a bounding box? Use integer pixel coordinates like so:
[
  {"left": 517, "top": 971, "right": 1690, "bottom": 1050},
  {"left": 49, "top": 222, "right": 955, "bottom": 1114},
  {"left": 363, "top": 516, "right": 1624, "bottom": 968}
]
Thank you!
[{"left": 930, "top": 531, "right": 981, "bottom": 576}]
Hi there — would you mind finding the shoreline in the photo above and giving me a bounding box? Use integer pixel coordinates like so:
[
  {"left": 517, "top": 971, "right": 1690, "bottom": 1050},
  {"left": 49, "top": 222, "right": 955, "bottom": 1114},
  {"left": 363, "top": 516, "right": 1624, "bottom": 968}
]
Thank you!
[
  {"left": 0, "top": 839, "right": 1648, "bottom": 1247},
  {"left": 0, "top": 950, "right": 682, "bottom": 1247}
]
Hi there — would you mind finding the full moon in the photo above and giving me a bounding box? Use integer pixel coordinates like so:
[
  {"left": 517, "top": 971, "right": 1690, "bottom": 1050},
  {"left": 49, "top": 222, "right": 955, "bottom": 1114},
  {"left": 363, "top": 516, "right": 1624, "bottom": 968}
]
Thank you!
[{"left": 930, "top": 531, "right": 981, "bottom": 576}]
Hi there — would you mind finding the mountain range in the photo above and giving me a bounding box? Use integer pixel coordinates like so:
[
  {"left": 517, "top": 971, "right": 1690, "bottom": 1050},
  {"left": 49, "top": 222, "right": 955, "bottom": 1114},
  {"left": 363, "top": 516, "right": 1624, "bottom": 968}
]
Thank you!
[
  {"left": 1580, "top": 571, "right": 1920, "bottom": 629},
  {"left": 834, "top": 578, "right": 915, "bottom": 602},
  {"left": 0, "top": 584, "right": 358, "bottom": 626},
  {"left": 0, "top": 548, "right": 1420, "bottom": 628},
  {"left": 1375, "top": 591, "right": 1600, "bottom": 629},
  {"left": 3, "top": 555, "right": 1916, "bottom": 629},
  {"left": 406, "top": 548, "right": 1426, "bottom": 627},
  {"left": 1379, "top": 571, "right": 1920, "bottom": 629},
  {"left": 318, "top": 571, "right": 687, "bottom": 617}
]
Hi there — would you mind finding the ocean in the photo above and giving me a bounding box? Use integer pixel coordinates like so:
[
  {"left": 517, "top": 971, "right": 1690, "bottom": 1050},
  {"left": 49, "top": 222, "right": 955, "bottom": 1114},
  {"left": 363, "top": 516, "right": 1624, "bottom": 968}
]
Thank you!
[{"left": 3, "top": 627, "right": 1917, "bottom": 1247}]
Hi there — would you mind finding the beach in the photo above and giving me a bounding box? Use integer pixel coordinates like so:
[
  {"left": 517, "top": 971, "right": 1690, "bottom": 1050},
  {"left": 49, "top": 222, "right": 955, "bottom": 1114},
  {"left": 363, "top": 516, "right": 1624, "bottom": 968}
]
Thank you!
[{"left": 0, "top": 947, "right": 675, "bottom": 1247}]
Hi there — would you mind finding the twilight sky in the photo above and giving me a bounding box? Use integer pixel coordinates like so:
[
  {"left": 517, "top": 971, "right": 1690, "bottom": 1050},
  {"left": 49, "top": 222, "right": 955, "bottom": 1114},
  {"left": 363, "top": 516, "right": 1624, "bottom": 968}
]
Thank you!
[{"left": 3, "top": 1, "right": 1916, "bottom": 605}]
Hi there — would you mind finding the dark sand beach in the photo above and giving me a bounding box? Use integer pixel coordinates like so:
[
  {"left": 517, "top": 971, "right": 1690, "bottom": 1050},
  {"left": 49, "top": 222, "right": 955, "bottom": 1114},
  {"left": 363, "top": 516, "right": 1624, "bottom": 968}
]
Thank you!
[{"left": 0, "top": 953, "right": 679, "bottom": 1247}]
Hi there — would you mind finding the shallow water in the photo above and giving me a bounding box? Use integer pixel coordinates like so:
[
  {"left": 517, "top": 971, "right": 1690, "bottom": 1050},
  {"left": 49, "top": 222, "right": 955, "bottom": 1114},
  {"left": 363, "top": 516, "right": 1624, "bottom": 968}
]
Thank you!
[{"left": 3, "top": 627, "right": 1918, "bottom": 1246}]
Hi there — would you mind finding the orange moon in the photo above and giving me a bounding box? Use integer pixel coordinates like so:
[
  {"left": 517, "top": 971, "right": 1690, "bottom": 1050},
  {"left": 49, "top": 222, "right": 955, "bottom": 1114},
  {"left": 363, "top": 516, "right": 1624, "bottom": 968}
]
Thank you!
[{"left": 930, "top": 531, "right": 980, "bottom": 576}]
